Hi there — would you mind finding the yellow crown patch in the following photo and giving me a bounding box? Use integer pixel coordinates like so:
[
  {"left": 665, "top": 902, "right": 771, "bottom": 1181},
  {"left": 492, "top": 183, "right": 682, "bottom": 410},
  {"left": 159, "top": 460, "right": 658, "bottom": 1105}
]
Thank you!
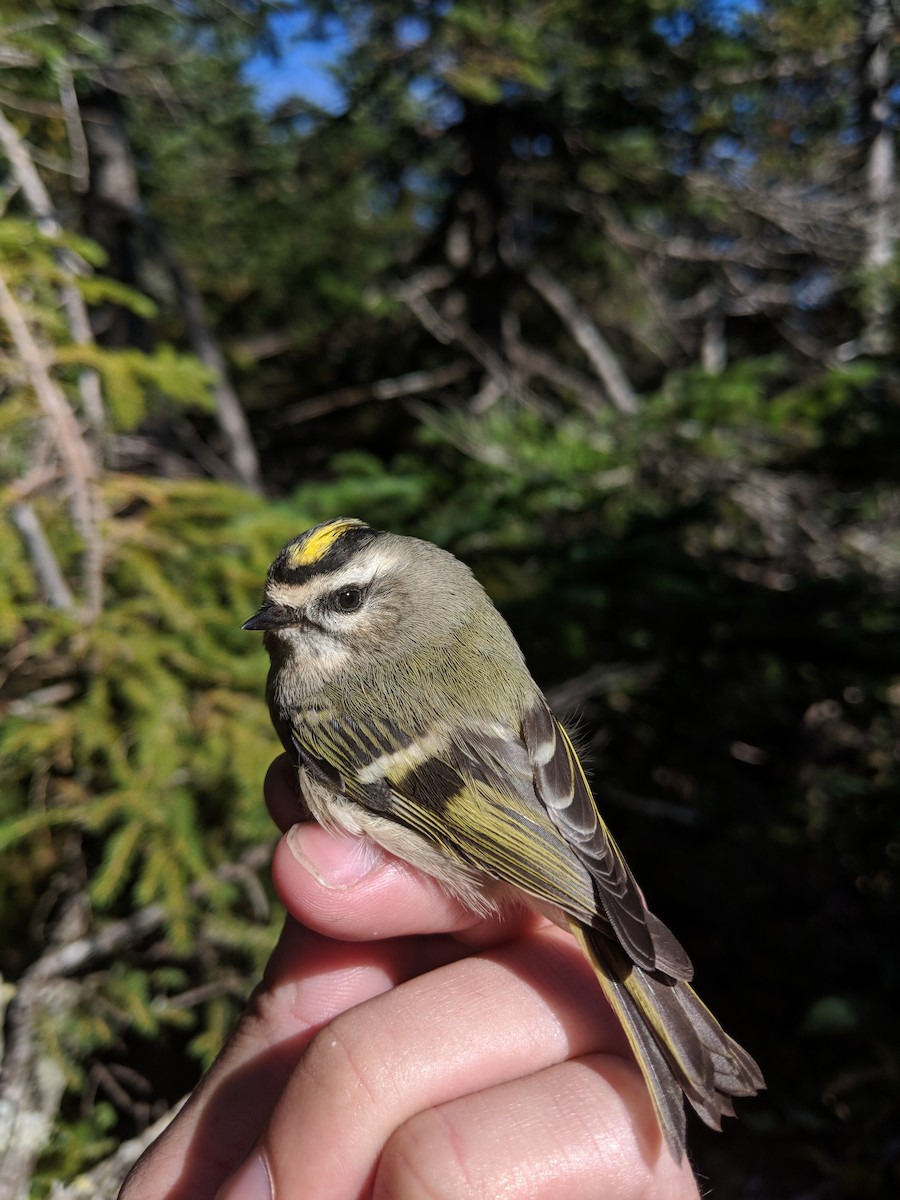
[{"left": 286, "top": 517, "right": 368, "bottom": 568}]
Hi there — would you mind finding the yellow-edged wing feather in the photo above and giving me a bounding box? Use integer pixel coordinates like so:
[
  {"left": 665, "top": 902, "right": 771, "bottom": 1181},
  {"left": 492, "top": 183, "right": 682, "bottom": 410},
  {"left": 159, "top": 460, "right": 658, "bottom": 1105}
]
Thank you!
[{"left": 289, "top": 706, "right": 600, "bottom": 920}]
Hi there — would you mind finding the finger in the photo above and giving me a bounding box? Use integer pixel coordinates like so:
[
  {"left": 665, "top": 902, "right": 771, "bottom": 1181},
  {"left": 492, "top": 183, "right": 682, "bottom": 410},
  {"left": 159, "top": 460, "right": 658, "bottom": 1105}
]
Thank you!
[
  {"left": 273, "top": 820, "right": 543, "bottom": 946},
  {"left": 377, "top": 1057, "right": 700, "bottom": 1200},
  {"left": 268, "top": 749, "right": 541, "bottom": 946},
  {"left": 119, "top": 916, "right": 433, "bottom": 1200},
  {"left": 217, "top": 925, "right": 631, "bottom": 1200}
]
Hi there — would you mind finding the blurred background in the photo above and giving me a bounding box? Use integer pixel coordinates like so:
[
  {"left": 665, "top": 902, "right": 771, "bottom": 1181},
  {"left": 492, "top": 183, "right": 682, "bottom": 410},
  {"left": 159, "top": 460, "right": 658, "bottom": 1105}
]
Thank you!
[{"left": 1, "top": 2, "right": 898, "bottom": 1196}]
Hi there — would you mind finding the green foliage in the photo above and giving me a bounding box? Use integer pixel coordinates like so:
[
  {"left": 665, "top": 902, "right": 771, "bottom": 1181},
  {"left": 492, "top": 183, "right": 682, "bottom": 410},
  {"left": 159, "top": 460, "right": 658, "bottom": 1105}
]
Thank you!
[
  {"left": 1, "top": 168, "right": 296, "bottom": 1183},
  {"left": 75, "top": 277, "right": 158, "bottom": 320},
  {"left": 55, "top": 344, "right": 213, "bottom": 430},
  {"left": 1, "top": 477, "right": 306, "bottom": 899},
  {"left": 0, "top": 477, "right": 319, "bottom": 1179},
  {"left": 0, "top": 217, "right": 208, "bottom": 432}
]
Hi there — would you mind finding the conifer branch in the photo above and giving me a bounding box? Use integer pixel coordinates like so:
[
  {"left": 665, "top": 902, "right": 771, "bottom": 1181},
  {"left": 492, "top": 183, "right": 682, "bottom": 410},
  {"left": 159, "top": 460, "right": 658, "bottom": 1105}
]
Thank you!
[
  {"left": 19, "top": 842, "right": 273, "bottom": 986},
  {"left": 48, "top": 1099, "right": 187, "bottom": 1200}
]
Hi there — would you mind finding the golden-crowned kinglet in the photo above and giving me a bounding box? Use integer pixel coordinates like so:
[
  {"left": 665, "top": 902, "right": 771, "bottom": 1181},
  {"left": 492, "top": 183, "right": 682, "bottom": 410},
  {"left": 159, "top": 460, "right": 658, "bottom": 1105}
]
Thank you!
[{"left": 244, "top": 517, "right": 763, "bottom": 1159}]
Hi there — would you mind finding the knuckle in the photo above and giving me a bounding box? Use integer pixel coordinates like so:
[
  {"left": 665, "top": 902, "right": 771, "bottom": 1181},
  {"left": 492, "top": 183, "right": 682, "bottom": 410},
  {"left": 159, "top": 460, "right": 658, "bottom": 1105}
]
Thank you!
[
  {"left": 377, "top": 1108, "right": 473, "bottom": 1200},
  {"left": 302, "top": 1010, "right": 389, "bottom": 1107}
]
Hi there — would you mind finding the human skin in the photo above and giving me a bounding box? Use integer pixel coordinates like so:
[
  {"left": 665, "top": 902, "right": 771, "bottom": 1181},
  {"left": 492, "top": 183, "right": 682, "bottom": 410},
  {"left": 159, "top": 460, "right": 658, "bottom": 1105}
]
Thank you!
[{"left": 119, "top": 756, "right": 701, "bottom": 1200}]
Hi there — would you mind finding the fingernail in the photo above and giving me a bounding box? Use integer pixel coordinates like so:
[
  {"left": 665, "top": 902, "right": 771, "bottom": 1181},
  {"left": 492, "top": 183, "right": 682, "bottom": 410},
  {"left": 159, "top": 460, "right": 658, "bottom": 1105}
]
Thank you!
[
  {"left": 215, "top": 1152, "right": 272, "bottom": 1200},
  {"left": 286, "top": 822, "right": 384, "bottom": 888}
]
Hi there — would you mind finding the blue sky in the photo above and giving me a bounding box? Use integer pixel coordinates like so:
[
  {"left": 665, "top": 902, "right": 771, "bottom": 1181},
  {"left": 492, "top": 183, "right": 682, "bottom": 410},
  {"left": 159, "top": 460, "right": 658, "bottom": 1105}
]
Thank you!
[{"left": 243, "top": 12, "right": 347, "bottom": 112}]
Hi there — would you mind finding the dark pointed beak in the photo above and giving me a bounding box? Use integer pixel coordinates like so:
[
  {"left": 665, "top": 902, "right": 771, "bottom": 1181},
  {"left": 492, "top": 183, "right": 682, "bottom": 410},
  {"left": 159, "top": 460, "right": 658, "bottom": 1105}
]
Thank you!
[{"left": 242, "top": 603, "right": 297, "bottom": 631}]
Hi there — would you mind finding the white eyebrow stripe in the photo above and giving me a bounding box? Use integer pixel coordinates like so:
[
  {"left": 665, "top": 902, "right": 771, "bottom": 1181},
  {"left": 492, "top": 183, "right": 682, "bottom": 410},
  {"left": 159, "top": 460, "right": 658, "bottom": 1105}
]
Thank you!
[
  {"left": 266, "top": 551, "right": 398, "bottom": 610},
  {"left": 267, "top": 579, "right": 319, "bottom": 608}
]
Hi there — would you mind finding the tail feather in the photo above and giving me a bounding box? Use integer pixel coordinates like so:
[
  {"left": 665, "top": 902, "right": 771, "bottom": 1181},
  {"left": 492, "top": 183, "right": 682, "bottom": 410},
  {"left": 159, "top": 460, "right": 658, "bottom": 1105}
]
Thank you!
[
  {"left": 570, "top": 921, "right": 764, "bottom": 1161},
  {"left": 669, "top": 982, "right": 765, "bottom": 1103}
]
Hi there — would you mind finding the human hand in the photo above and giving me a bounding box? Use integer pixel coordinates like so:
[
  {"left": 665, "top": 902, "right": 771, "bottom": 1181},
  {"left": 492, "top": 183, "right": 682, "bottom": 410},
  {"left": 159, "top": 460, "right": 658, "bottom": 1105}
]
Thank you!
[{"left": 119, "top": 755, "right": 700, "bottom": 1199}]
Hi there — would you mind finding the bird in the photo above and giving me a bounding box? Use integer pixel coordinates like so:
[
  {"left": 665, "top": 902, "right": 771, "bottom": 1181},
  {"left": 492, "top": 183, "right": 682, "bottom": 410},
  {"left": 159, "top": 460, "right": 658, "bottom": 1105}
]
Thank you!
[{"left": 243, "top": 516, "right": 764, "bottom": 1160}]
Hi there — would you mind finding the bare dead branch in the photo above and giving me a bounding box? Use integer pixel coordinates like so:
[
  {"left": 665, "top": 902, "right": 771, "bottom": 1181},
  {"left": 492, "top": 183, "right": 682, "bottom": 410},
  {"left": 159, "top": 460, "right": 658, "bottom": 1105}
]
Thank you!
[
  {"left": 520, "top": 262, "right": 639, "bottom": 415},
  {"left": 0, "top": 108, "right": 56, "bottom": 225},
  {"left": 689, "top": 48, "right": 849, "bottom": 91},
  {"left": 278, "top": 360, "right": 473, "bottom": 425},
  {"left": 9, "top": 503, "right": 75, "bottom": 611},
  {"left": 6, "top": 462, "right": 62, "bottom": 501},
  {"left": 0, "top": 89, "right": 65, "bottom": 117},
  {"left": 171, "top": 415, "right": 242, "bottom": 484},
  {"left": 393, "top": 266, "right": 455, "bottom": 302},
  {"left": 107, "top": 431, "right": 206, "bottom": 479},
  {"left": 396, "top": 280, "right": 457, "bottom": 345},
  {"left": 0, "top": 266, "right": 104, "bottom": 617},
  {"left": 860, "top": 0, "right": 897, "bottom": 354},
  {"left": 0, "top": 107, "right": 105, "bottom": 429},
  {"left": 153, "top": 237, "right": 263, "bottom": 494},
  {"left": 0, "top": 883, "right": 89, "bottom": 1200},
  {"left": 0, "top": 977, "right": 73, "bottom": 1200},
  {"left": 215, "top": 858, "right": 272, "bottom": 922},
  {"left": 596, "top": 199, "right": 799, "bottom": 271},
  {"left": 702, "top": 311, "right": 727, "bottom": 375},
  {"left": 545, "top": 660, "right": 661, "bottom": 712},
  {"left": 0, "top": 13, "right": 60, "bottom": 36},
  {"left": 504, "top": 333, "right": 609, "bottom": 413},
  {"left": 7, "top": 682, "right": 80, "bottom": 715},
  {"left": 689, "top": 172, "right": 862, "bottom": 262},
  {"left": 409, "top": 400, "right": 517, "bottom": 469},
  {"left": 230, "top": 329, "right": 295, "bottom": 362},
  {"left": 672, "top": 283, "right": 722, "bottom": 322},
  {"left": 0, "top": 48, "right": 40, "bottom": 68},
  {"left": 159, "top": 974, "right": 249, "bottom": 1010},
  {"left": 13, "top": 141, "right": 87, "bottom": 178},
  {"left": 722, "top": 275, "right": 796, "bottom": 317},
  {"left": 393, "top": 270, "right": 527, "bottom": 400},
  {"left": 58, "top": 67, "right": 90, "bottom": 194},
  {"left": 629, "top": 260, "right": 696, "bottom": 358},
  {"left": 18, "top": 842, "right": 272, "bottom": 987},
  {"left": 0, "top": 15, "right": 62, "bottom": 71}
]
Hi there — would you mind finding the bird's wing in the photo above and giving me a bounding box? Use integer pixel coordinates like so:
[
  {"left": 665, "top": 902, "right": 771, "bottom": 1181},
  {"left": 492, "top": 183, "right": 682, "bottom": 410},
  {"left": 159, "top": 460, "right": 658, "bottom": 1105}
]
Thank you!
[
  {"left": 289, "top": 699, "right": 692, "bottom": 980},
  {"left": 288, "top": 706, "right": 598, "bottom": 920},
  {"left": 522, "top": 698, "right": 693, "bottom": 980}
]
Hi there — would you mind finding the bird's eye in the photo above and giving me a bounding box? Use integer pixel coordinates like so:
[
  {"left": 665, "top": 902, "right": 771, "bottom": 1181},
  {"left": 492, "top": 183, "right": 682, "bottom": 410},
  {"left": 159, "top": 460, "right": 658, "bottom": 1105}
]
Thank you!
[{"left": 332, "top": 586, "right": 364, "bottom": 613}]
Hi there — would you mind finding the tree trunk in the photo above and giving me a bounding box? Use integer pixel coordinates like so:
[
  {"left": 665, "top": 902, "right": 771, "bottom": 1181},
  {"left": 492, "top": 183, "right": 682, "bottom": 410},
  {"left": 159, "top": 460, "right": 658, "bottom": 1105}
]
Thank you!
[{"left": 860, "top": 0, "right": 897, "bottom": 355}]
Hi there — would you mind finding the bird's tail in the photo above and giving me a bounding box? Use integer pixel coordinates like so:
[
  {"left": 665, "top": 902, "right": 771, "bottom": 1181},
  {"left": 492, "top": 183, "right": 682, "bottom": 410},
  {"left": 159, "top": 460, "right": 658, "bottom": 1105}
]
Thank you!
[{"left": 569, "top": 921, "right": 764, "bottom": 1161}]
